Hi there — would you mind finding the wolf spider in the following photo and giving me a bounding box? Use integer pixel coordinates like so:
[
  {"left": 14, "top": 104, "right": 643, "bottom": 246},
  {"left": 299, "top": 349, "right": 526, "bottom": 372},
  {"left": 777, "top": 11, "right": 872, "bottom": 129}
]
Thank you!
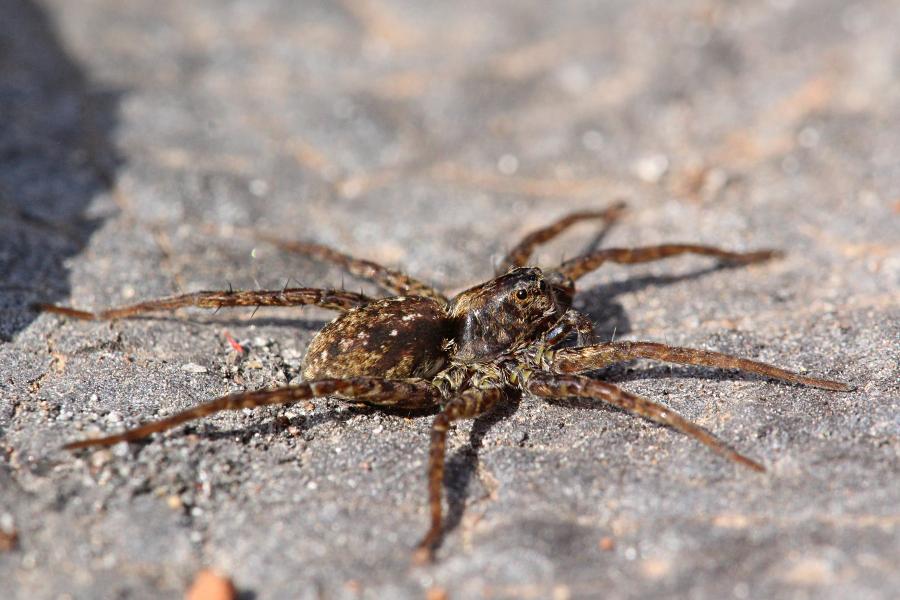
[{"left": 38, "top": 203, "right": 852, "bottom": 563}]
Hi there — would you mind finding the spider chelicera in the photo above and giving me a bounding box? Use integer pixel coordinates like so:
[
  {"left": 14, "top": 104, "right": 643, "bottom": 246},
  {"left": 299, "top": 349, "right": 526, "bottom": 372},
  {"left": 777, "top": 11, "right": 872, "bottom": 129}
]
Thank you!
[{"left": 37, "top": 203, "right": 852, "bottom": 562}]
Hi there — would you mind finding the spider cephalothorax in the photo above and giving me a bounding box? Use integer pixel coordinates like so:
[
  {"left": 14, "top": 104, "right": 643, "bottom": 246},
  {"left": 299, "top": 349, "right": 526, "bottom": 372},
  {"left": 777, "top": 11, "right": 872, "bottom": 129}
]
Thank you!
[
  {"left": 449, "top": 266, "right": 563, "bottom": 361},
  {"left": 38, "top": 203, "right": 852, "bottom": 563}
]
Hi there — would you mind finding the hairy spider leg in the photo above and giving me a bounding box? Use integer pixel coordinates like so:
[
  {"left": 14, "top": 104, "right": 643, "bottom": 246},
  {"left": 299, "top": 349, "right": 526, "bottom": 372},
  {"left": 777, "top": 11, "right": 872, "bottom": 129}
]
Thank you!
[
  {"left": 35, "top": 287, "right": 372, "bottom": 320},
  {"left": 555, "top": 244, "right": 782, "bottom": 282},
  {"left": 551, "top": 341, "right": 853, "bottom": 392},
  {"left": 526, "top": 371, "right": 765, "bottom": 472},
  {"left": 259, "top": 236, "right": 448, "bottom": 302},
  {"left": 64, "top": 378, "right": 442, "bottom": 450},
  {"left": 414, "top": 386, "right": 504, "bottom": 564},
  {"left": 498, "top": 202, "right": 627, "bottom": 272},
  {"left": 545, "top": 309, "right": 598, "bottom": 347}
]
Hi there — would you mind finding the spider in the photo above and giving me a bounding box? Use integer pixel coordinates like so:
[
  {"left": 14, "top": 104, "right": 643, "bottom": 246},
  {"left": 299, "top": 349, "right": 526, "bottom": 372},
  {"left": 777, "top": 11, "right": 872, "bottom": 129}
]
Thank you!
[{"left": 37, "top": 202, "right": 852, "bottom": 563}]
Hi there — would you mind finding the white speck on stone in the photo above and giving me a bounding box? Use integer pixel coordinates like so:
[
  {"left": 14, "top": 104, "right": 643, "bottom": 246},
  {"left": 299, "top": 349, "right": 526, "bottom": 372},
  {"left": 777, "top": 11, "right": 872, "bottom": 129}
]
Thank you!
[
  {"left": 390, "top": 329, "right": 398, "bottom": 336},
  {"left": 498, "top": 154, "right": 519, "bottom": 175},
  {"left": 112, "top": 441, "right": 130, "bottom": 457},
  {"left": 557, "top": 62, "right": 590, "bottom": 94},
  {"left": 632, "top": 154, "right": 669, "bottom": 183},
  {"left": 283, "top": 348, "right": 303, "bottom": 360},
  {"left": 181, "top": 363, "right": 208, "bottom": 374},
  {"left": 249, "top": 179, "right": 269, "bottom": 196}
]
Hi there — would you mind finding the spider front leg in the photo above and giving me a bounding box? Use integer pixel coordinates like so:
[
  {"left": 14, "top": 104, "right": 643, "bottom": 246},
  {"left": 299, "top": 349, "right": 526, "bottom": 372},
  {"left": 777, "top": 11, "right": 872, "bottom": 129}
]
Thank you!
[
  {"left": 498, "top": 202, "right": 627, "bottom": 272},
  {"left": 545, "top": 309, "right": 597, "bottom": 347},
  {"left": 258, "top": 236, "right": 448, "bottom": 302},
  {"left": 35, "top": 287, "right": 372, "bottom": 320},
  {"left": 414, "top": 386, "right": 504, "bottom": 564},
  {"left": 551, "top": 341, "right": 853, "bottom": 391},
  {"left": 554, "top": 244, "right": 781, "bottom": 282},
  {"left": 64, "top": 377, "right": 441, "bottom": 449},
  {"left": 526, "top": 371, "right": 764, "bottom": 472}
]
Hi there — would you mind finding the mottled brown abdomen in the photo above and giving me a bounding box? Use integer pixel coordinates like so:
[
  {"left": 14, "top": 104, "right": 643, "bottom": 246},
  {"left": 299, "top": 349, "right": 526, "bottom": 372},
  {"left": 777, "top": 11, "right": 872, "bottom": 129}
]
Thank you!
[{"left": 302, "top": 296, "right": 452, "bottom": 380}]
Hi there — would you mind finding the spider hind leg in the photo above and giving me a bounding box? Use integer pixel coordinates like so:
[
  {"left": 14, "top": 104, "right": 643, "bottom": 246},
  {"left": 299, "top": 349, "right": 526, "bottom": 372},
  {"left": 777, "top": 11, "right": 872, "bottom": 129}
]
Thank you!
[
  {"left": 499, "top": 202, "right": 627, "bottom": 272},
  {"left": 554, "top": 244, "right": 781, "bottom": 283},
  {"left": 260, "top": 237, "right": 447, "bottom": 302},
  {"left": 35, "top": 287, "right": 372, "bottom": 321},
  {"left": 64, "top": 377, "right": 441, "bottom": 450}
]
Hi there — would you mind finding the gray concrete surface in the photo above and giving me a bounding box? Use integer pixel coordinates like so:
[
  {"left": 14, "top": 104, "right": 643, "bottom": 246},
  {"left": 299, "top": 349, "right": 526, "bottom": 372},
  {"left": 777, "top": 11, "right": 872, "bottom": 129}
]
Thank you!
[{"left": 1, "top": 0, "right": 898, "bottom": 598}]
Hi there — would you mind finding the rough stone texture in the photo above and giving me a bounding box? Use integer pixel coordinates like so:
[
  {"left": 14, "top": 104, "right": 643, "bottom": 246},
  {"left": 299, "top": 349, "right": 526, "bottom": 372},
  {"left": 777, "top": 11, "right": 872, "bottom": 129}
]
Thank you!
[{"left": 1, "top": 0, "right": 898, "bottom": 598}]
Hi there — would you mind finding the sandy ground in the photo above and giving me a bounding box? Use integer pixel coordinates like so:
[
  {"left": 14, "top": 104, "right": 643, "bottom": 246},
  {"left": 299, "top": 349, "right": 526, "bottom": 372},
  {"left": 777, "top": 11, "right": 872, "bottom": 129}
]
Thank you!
[{"left": 1, "top": 1, "right": 898, "bottom": 598}]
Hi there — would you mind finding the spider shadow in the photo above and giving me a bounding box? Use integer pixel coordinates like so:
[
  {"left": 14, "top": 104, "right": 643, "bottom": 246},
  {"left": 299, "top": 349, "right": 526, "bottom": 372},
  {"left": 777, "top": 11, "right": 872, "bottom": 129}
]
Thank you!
[
  {"left": 194, "top": 402, "right": 438, "bottom": 444},
  {"left": 440, "top": 389, "right": 522, "bottom": 545},
  {"left": 600, "top": 364, "right": 807, "bottom": 387},
  {"left": 0, "top": 0, "right": 122, "bottom": 342},
  {"left": 576, "top": 263, "right": 750, "bottom": 340}
]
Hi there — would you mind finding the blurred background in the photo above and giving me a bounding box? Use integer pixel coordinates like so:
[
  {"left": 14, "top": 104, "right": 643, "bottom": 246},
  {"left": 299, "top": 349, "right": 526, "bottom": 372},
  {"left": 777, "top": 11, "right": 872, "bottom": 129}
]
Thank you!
[{"left": 1, "top": 1, "right": 898, "bottom": 598}]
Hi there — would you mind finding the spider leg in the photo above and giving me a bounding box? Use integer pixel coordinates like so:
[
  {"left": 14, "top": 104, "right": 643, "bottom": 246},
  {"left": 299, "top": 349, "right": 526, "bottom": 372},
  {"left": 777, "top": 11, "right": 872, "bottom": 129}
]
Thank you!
[
  {"left": 545, "top": 309, "right": 597, "bottom": 346},
  {"left": 413, "top": 386, "right": 504, "bottom": 564},
  {"left": 498, "top": 202, "right": 626, "bottom": 272},
  {"left": 35, "top": 287, "right": 371, "bottom": 320},
  {"left": 526, "top": 371, "right": 764, "bottom": 472},
  {"left": 63, "top": 377, "right": 441, "bottom": 450},
  {"left": 550, "top": 341, "right": 853, "bottom": 391},
  {"left": 554, "top": 244, "right": 781, "bottom": 282},
  {"left": 259, "top": 236, "right": 447, "bottom": 302}
]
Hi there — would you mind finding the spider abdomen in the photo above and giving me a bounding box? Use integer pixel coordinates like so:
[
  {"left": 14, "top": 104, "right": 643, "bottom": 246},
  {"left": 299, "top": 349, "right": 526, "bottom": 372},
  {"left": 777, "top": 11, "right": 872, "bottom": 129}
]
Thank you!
[{"left": 302, "top": 296, "right": 452, "bottom": 380}]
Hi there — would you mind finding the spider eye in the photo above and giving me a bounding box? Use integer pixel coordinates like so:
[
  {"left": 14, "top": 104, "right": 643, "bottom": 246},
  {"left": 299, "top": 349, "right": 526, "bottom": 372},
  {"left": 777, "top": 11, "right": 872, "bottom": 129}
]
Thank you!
[
  {"left": 515, "top": 289, "right": 528, "bottom": 301},
  {"left": 538, "top": 280, "right": 547, "bottom": 292}
]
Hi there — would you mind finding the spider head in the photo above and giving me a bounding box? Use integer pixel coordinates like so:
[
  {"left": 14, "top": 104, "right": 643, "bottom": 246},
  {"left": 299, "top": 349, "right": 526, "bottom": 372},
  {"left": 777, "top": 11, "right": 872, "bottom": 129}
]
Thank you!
[{"left": 449, "top": 267, "right": 565, "bottom": 361}]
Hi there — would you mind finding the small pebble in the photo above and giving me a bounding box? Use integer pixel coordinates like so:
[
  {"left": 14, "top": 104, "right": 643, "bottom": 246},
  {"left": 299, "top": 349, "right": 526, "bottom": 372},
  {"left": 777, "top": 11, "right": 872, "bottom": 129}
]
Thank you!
[
  {"left": 426, "top": 587, "right": 448, "bottom": 600},
  {"left": 181, "top": 363, "right": 208, "bottom": 374},
  {"left": 632, "top": 154, "right": 669, "bottom": 183},
  {"left": 0, "top": 529, "right": 18, "bottom": 552},
  {"left": 185, "top": 569, "right": 236, "bottom": 600}
]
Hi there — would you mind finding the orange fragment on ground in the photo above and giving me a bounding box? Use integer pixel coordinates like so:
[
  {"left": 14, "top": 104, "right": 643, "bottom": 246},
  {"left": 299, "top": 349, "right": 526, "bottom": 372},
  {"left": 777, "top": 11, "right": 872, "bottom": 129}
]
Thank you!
[
  {"left": 224, "top": 331, "right": 245, "bottom": 354},
  {"left": 185, "top": 570, "right": 236, "bottom": 600},
  {"left": 0, "top": 529, "right": 18, "bottom": 552}
]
